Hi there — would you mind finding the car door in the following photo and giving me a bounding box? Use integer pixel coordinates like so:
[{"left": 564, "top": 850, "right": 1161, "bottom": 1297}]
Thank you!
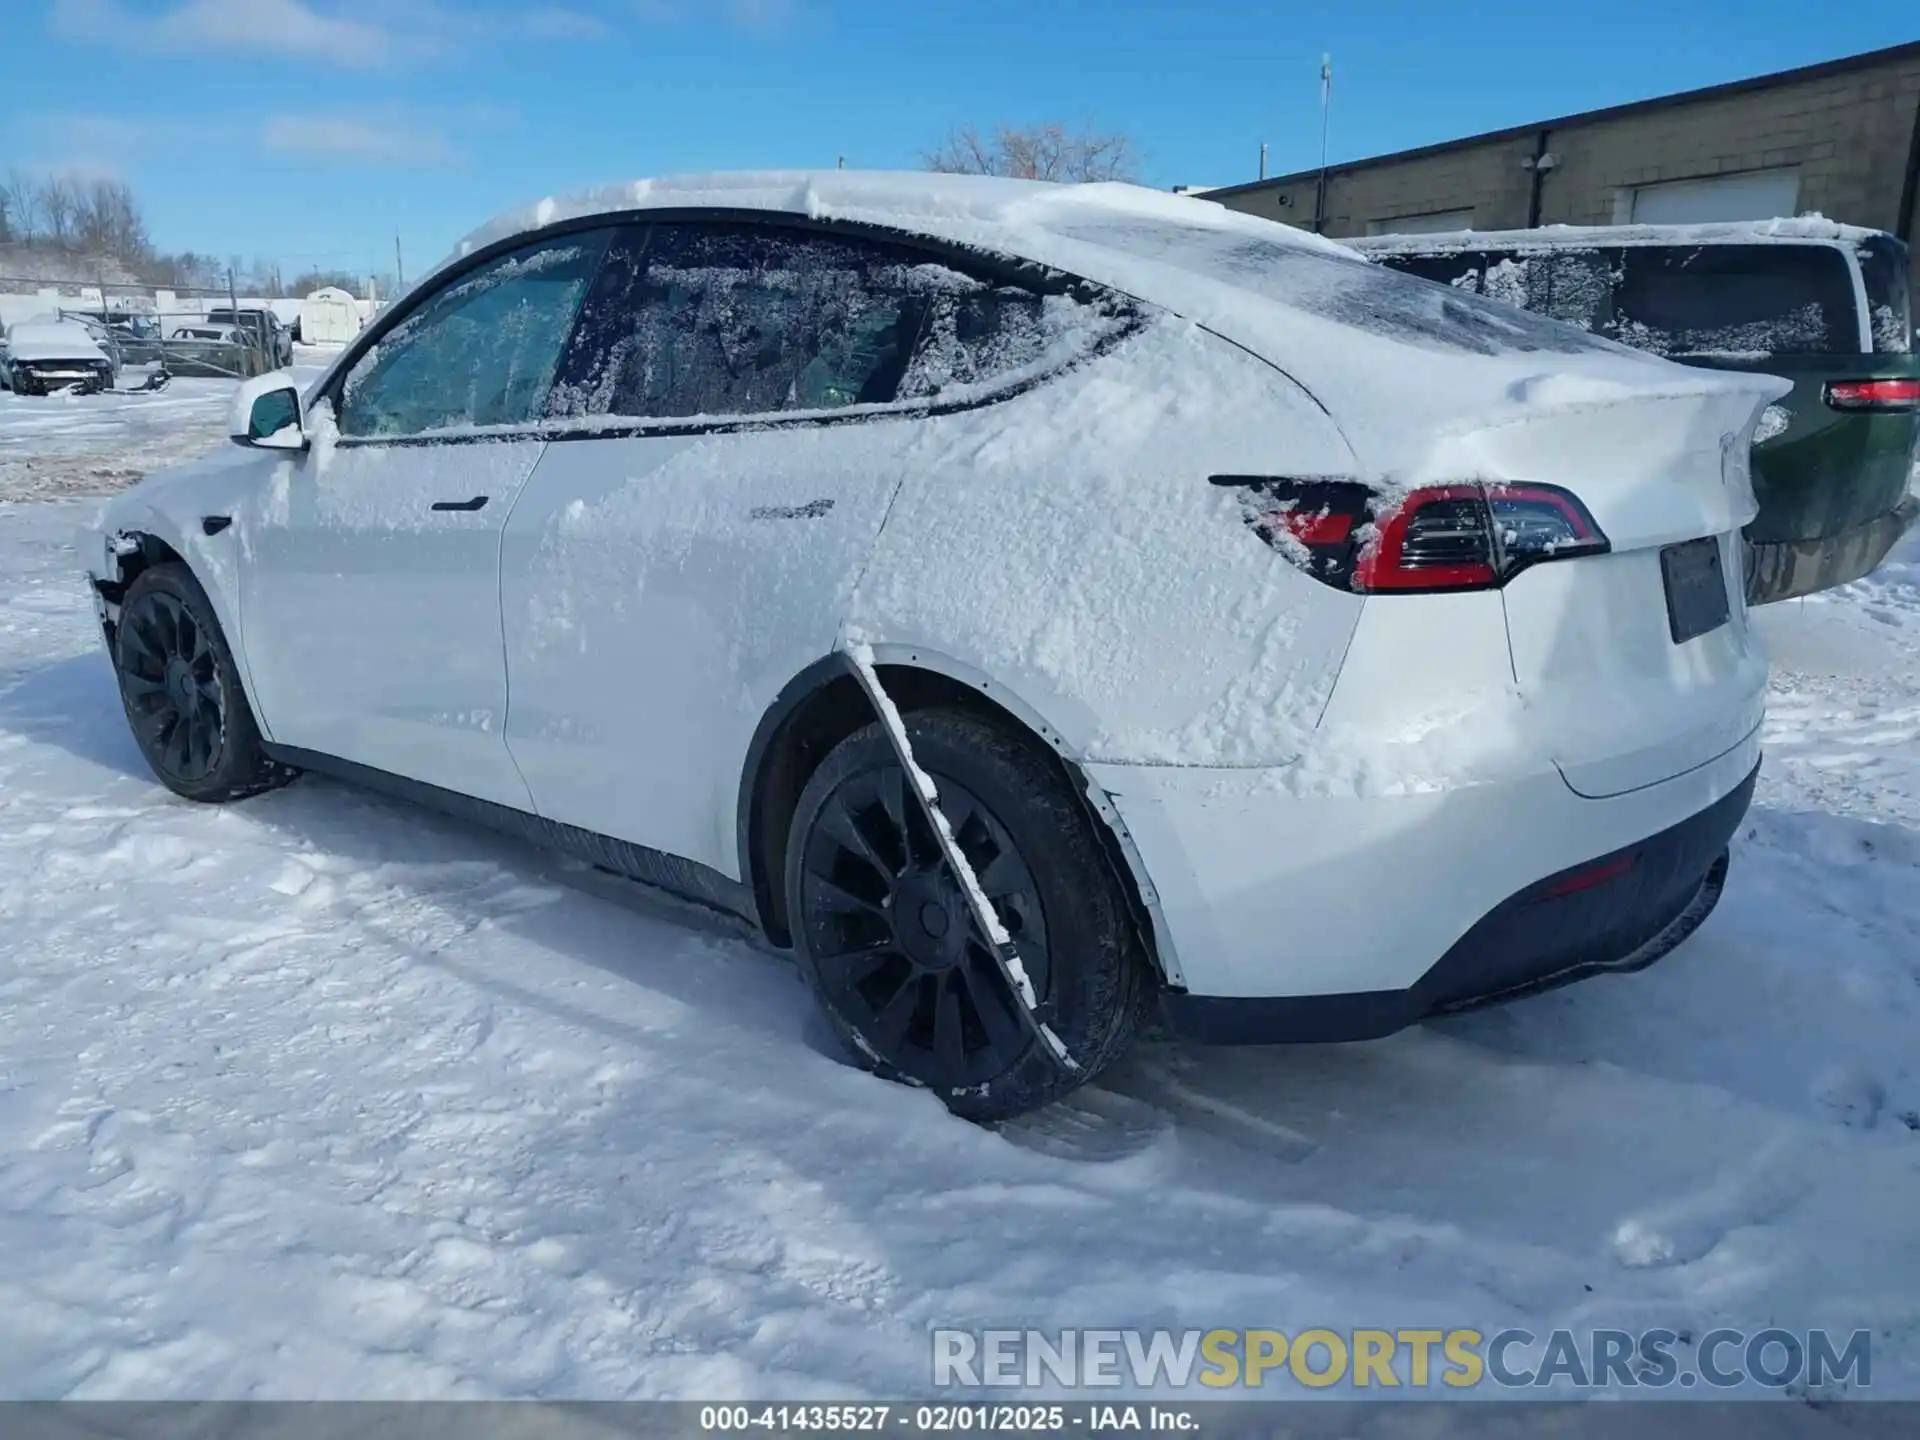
[
  {"left": 236, "top": 228, "right": 611, "bottom": 808},
  {"left": 499, "top": 218, "right": 996, "bottom": 876}
]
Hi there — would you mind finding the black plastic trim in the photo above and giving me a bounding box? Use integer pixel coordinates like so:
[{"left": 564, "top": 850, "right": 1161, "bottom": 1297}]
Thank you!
[
  {"left": 200, "top": 516, "right": 233, "bottom": 536},
  {"left": 261, "top": 743, "right": 759, "bottom": 928},
  {"left": 1162, "top": 760, "right": 1758, "bottom": 1045},
  {"left": 735, "top": 652, "right": 864, "bottom": 937}
]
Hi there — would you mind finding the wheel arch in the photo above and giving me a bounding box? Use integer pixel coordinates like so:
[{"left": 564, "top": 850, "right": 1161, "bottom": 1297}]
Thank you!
[{"left": 737, "top": 646, "right": 1184, "bottom": 988}]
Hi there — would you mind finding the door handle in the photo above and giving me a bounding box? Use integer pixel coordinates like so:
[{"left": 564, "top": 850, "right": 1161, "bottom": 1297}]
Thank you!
[{"left": 430, "top": 495, "right": 489, "bottom": 512}]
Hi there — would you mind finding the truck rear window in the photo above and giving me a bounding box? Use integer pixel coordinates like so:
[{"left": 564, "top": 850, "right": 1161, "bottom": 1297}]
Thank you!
[{"left": 1612, "top": 244, "right": 1856, "bottom": 358}]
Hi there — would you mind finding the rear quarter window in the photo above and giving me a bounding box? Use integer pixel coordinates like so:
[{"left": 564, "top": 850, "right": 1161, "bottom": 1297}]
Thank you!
[
  {"left": 1856, "top": 233, "right": 1912, "bottom": 355},
  {"left": 1612, "top": 243, "right": 1858, "bottom": 358}
]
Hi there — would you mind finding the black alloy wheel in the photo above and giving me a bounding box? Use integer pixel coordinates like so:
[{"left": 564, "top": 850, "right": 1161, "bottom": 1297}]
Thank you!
[
  {"left": 119, "top": 586, "right": 226, "bottom": 786},
  {"left": 786, "top": 708, "right": 1152, "bottom": 1121},
  {"left": 112, "top": 563, "right": 296, "bottom": 803},
  {"left": 799, "top": 762, "right": 1051, "bottom": 1094}
]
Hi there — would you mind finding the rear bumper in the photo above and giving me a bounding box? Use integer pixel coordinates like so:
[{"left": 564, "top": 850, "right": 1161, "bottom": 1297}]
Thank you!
[
  {"left": 1161, "top": 759, "right": 1756, "bottom": 1045},
  {"left": 1745, "top": 496, "right": 1919, "bottom": 605}
]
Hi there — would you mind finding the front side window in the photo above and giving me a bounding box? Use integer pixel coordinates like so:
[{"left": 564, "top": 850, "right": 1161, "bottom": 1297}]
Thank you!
[
  {"left": 1611, "top": 243, "right": 1856, "bottom": 358},
  {"left": 337, "top": 231, "right": 609, "bottom": 438}
]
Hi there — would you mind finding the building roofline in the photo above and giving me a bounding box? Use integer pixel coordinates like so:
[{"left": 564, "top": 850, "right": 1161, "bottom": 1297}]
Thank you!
[{"left": 1207, "top": 40, "right": 1920, "bottom": 199}]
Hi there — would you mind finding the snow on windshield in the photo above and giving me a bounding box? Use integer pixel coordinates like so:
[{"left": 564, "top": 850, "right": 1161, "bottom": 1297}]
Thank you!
[{"left": 1050, "top": 218, "right": 1619, "bottom": 357}]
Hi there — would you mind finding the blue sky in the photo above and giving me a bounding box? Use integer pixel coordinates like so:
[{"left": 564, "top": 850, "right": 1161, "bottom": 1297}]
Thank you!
[{"left": 4, "top": 0, "right": 1913, "bottom": 281}]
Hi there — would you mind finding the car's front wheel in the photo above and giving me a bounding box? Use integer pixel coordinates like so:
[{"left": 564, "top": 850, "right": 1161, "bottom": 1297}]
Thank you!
[
  {"left": 786, "top": 707, "right": 1151, "bottom": 1122},
  {"left": 112, "top": 563, "right": 296, "bottom": 803}
]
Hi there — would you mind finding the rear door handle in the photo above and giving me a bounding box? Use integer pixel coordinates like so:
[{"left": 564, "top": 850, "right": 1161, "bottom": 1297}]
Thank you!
[{"left": 430, "top": 495, "right": 489, "bottom": 512}]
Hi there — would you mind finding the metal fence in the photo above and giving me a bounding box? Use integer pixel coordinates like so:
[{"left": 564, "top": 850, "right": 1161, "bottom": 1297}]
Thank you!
[{"left": 55, "top": 307, "right": 279, "bottom": 381}]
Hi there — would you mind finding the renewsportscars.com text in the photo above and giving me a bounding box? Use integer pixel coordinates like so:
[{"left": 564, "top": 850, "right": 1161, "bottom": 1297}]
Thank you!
[{"left": 932, "top": 1327, "right": 1872, "bottom": 1391}]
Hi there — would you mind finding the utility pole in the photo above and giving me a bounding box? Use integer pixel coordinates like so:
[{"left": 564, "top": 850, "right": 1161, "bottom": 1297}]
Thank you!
[
  {"left": 1259, "top": 141, "right": 1268, "bottom": 181},
  {"left": 394, "top": 232, "right": 405, "bottom": 292},
  {"left": 1314, "top": 53, "right": 1333, "bottom": 232}
]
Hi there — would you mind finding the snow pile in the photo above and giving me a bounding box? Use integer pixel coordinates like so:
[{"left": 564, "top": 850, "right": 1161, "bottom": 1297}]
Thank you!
[{"left": 1350, "top": 214, "right": 1889, "bottom": 253}]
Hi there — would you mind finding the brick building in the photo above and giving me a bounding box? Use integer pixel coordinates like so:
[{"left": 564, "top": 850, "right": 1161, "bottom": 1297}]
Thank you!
[{"left": 1206, "top": 42, "right": 1920, "bottom": 254}]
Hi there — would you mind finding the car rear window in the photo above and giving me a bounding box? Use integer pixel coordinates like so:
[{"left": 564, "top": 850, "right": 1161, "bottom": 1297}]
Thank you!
[
  {"left": 1856, "top": 233, "right": 1912, "bottom": 354},
  {"left": 1612, "top": 243, "right": 1857, "bottom": 358},
  {"left": 1054, "top": 219, "right": 1617, "bottom": 357}
]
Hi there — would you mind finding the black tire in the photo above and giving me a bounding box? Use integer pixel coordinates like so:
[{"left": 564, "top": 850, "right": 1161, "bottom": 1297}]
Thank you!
[
  {"left": 785, "top": 707, "right": 1152, "bottom": 1122},
  {"left": 112, "top": 563, "right": 297, "bottom": 803}
]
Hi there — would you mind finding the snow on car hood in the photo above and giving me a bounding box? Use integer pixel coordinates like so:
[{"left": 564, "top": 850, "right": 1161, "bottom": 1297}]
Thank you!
[
  {"left": 439, "top": 171, "right": 1788, "bottom": 476},
  {"left": 5, "top": 323, "right": 109, "bottom": 364}
]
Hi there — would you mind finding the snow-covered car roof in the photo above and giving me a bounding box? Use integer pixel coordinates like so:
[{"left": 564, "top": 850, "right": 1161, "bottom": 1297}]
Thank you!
[
  {"left": 423, "top": 171, "right": 1787, "bottom": 474},
  {"left": 3, "top": 321, "right": 110, "bottom": 363},
  {"left": 1345, "top": 216, "right": 1889, "bottom": 255}
]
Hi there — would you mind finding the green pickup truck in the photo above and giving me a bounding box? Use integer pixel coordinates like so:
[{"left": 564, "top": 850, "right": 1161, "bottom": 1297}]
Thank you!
[{"left": 1349, "top": 221, "right": 1918, "bottom": 604}]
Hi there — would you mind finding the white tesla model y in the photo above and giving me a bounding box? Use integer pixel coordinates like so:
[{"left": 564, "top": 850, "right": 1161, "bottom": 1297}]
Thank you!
[{"left": 81, "top": 174, "right": 1787, "bottom": 1120}]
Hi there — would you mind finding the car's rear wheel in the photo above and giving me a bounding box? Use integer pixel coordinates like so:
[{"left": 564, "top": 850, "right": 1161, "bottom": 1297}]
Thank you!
[
  {"left": 786, "top": 707, "right": 1151, "bottom": 1122},
  {"left": 113, "top": 563, "right": 296, "bottom": 803}
]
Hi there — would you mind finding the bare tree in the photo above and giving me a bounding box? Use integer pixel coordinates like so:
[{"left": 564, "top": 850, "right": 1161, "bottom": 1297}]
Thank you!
[
  {"left": 291, "top": 268, "right": 364, "bottom": 295},
  {"left": 923, "top": 122, "right": 1138, "bottom": 184},
  {"left": 74, "top": 178, "right": 149, "bottom": 259},
  {"left": 2, "top": 168, "right": 43, "bottom": 242},
  {"left": 39, "top": 174, "right": 81, "bottom": 247}
]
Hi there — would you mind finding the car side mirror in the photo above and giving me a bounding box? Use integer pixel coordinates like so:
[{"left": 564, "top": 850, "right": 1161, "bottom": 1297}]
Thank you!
[{"left": 230, "top": 374, "right": 307, "bottom": 451}]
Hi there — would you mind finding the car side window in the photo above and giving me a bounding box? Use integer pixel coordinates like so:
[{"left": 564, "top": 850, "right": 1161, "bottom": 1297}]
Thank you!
[
  {"left": 893, "top": 269, "right": 1118, "bottom": 400},
  {"left": 552, "top": 224, "right": 928, "bottom": 420},
  {"left": 337, "top": 231, "right": 610, "bottom": 439}
]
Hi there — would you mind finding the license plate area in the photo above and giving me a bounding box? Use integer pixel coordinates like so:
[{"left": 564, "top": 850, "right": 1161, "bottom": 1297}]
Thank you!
[{"left": 1661, "top": 537, "right": 1730, "bottom": 645}]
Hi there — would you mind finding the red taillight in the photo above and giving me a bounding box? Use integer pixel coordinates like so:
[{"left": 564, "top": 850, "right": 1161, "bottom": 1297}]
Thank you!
[
  {"left": 1257, "top": 507, "right": 1355, "bottom": 547},
  {"left": 1538, "top": 851, "right": 1638, "bottom": 899},
  {"left": 1356, "top": 485, "right": 1500, "bottom": 591},
  {"left": 1218, "top": 476, "right": 1608, "bottom": 594},
  {"left": 1825, "top": 378, "right": 1920, "bottom": 411}
]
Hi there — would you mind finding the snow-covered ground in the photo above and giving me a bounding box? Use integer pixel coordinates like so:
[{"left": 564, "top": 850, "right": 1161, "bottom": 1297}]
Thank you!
[
  {"left": 0, "top": 379, "right": 1916, "bottom": 1399},
  {"left": 0, "top": 349, "right": 339, "bottom": 504}
]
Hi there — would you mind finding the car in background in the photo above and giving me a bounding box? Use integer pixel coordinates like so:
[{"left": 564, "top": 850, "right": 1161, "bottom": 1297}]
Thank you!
[
  {"left": 81, "top": 174, "right": 1784, "bottom": 1120},
  {"left": 1348, "top": 221, "right": 1919, "bottom": 604},
  {"left": 204, "top": 306, "right": 294, "bottom": 370},
  {"left": 71, "top": 310, "right": 167, "bottom": 368},
  {"left": 0, "top": 318, "right": 118, "bottom": 395}
]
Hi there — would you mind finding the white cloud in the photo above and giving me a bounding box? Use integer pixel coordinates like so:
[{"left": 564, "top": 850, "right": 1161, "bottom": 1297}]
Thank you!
[
  {"left": 261, "top": 114, "right": 458, "bottom": 168},
  {"left": 51, "top": 0, "right": 391, "bottom": 66},
  {"left": 48, "top": 0, "right": 611, "bottom": 64}
]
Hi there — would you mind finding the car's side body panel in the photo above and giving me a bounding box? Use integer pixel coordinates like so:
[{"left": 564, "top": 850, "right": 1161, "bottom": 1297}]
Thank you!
[
  {"left": 235, "top": 436, "right": 547, "bottom": 810},
  {"left": 81, "top": 450, "right": 272, "bottom": 712},
  {"left": 500, "top": 419, "right": 918, "bottom": 877},
  {"left": 847, "top": 318, "right": 1365, "bottom": 769}
]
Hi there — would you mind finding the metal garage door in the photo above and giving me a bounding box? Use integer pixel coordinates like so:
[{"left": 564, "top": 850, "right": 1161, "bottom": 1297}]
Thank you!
[{"left": 1619, "top": 168, "right": 1802, "bottom": 224}]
